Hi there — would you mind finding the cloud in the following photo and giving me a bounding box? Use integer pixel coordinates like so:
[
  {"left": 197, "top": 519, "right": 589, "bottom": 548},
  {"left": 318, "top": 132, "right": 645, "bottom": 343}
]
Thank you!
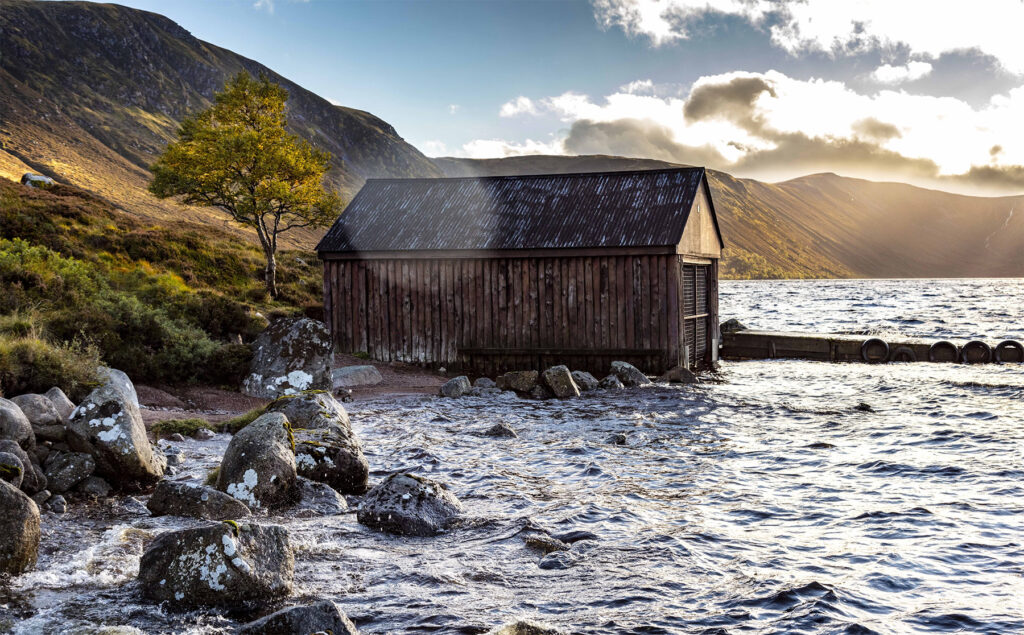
[
  {"left": 420, "top": 140, "right": 448, "bottom": 156},
  {"left": 619, "top": 79, "right": 655, "bottom": 94},
  {"left": 448, "top": 104, "right": 460, "bottom": 115},
  {"left": 253, "top": 0, "right": 310, "bottom": 14},
  {"left": 469, "top": 70, "right": 1024, "bottom": 194},
  {"left": 871, "top": 61, "right": 933, "bottom": 84},
  {"left": 590, "top": 0, "right": 1024, "bottom": 74},
  {"left": 499, "top": 96, "right": 540, "bottom": 117}
]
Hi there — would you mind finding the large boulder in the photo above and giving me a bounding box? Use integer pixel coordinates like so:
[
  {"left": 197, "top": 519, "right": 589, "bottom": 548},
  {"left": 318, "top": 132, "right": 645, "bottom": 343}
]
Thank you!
[
  {"left": 11, "top": 394, "right": 65, "bottom": 443},
  {"left": 541, "top": 366, "right": 580, "bottom": 399},
  {"left": 332, "top": 365, "right": 383, "bottom": 389},
  {"left": 66, "top": 372, "right": 164, "bottom": 488},
  {"left": 496, "top": 371, "right": 539, "bottom": 393},
  {"left": 216, "top": 412, "right": 297, "bottom": 510},
  {"left": 610, "top": 361, "right": 652, "bottom": 387},
  {"left": 292, "top": 477, "right": 349, "bottom": 517},
  {"left": 138, "top": 522, "right": 293, "bottom": 607},
  {"left": 265, "top": 391, "right": 350, "bottom": 430},
  {"left": 0, "top": 397, "right": 34, "bottom": 451},
  {"left": 242, "top": 318, "right": 332, "bottom": 399},
  {"left": 147, "top": 481, "right": 252, "bottom": 521},
  {"left": 571, "top": 371, "right": 599, "bottom": 392},
  {"left": 45, "top": 386, "right": 76, "bottom": 422},
  {"left": 20, "top": 172, "right": 54, "bottom": 188},
  {"left": 0, "top": 479, "right": 40, "bottom": 575},
  {"left": 293, "top": 426, "right": 369, "bottom": 494},
  {"left": 43, "top": 451, "right": 95, "bottom": 494},
  {"left": 357, "top": 473, "right": 463, "bottom": 537},
  {"left": 439, "top": 376, "right": 471, "bottom": 398},
  {"left": 238, "top": 600, "right": 358, "bottom": 635}
]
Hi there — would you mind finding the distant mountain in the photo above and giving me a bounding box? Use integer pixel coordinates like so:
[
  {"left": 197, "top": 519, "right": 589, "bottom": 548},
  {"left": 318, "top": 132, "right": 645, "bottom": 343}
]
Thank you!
[
  {"left": 437, "top": 156, "right": 1024, "bottom": 278},
  {"left": 0, "top": 0, "right": 441, "bottom": 244}
]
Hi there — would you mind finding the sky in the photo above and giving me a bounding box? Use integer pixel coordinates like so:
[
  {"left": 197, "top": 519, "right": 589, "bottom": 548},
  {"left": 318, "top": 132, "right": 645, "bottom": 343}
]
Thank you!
[{"left": 92, "top": 0, "right": 1024, "bottom": 195}]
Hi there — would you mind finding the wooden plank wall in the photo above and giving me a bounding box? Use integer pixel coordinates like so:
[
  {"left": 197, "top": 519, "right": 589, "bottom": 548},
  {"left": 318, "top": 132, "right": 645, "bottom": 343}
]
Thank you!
[{"left": 323, "top": 254, "right": 708, "bottom": 376}]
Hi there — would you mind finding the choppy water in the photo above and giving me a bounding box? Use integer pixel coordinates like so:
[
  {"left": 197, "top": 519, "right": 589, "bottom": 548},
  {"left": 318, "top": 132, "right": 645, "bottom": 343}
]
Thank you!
[{"left": 3, "top": 279, "right": 1023, "bottom": 634}]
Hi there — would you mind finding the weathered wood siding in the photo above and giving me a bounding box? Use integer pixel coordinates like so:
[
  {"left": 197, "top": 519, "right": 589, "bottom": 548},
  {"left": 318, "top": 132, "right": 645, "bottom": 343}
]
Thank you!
[{"left": 323, "top": 252, "right": 718, "bottom": 377}]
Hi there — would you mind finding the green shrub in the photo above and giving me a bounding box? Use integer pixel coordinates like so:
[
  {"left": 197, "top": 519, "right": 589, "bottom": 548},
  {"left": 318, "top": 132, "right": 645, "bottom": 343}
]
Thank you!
[
  {"left": 152, "top": 418, "right": 215, "bottom": 438},
  {"left": 0, "top": 333, "right": 101, "bottom": 400},
  {"left": 219, "top": 407, "right": 264, "bottom": 434}
]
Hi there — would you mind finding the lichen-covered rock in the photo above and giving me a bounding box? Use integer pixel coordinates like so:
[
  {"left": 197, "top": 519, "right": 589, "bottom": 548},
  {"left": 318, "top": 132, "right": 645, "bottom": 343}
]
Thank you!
[
  {"left": 598, "top": 375, "right": 624, "bottom": 390},
  {"left": 541, "top": 365, "right": 580, "bottom": 399},
  {"left": 439, "top": 376, "right": 471, "bottom": 398},
  {"left": 0, "top": 397, "right": 34, "bottom": 451},
  {"left": 331, "top": 364, "right": 383, "bottom": 389},
  {"left": 0, "top": 451, "right": 24, "bottom": 488},
  {"left": 11, "top": 394, "right": 65, "bottom": 442},
  {"left": 148, "top": 481, "right": 252, "bottom": 521},
  {"left": 138, "top": 522, "right": 293, "bottom": 607},
  {"left": 45, "top": 386, "right": 76, "bottom": 422},
  {"left": 266, "top": 391, "right": 350, "bottom": 430},
  {"left": 292, "top": 476, "right": 348, "bottom": 517},
  {"left": 66, "top": 374, "right": 164, "bottom": 488},
  {"left": 0, "top": 479, "right": 39, "bottom": 575},
  {"left": 610, "top": 361, "right": 651, "bottom": 387},
  {"left": 44, "top": 451, "right": 95, "bottom": 494},
  {"left": 571, "top": 371, "right": 599, "bottom": 392},
  {"left": 496, "top": 371, "right": 539, "bottom": 393},
  {"left": 357, "top": 473, "right": 463, "bottom": 537},
  {"left": 242, "top": 318, "right": 332, "bottom": 399},
  {"left": 216, "top": 412, "right": 297, "bottom": 510},
  {"left": 293, "top": 425, "right": 369, "bottom": 494},
  {"left": 238, "top": 600, "right": 358, "bottom": 635}
]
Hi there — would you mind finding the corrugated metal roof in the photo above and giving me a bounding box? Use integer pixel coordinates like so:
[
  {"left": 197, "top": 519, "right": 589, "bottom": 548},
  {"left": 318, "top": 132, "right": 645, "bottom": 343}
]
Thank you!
[{"left": 317, "top": 167, "right": 708, "bottom": 252}]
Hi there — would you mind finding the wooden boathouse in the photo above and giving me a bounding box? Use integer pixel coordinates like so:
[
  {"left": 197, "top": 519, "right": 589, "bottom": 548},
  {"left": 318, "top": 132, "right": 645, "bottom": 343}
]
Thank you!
[{"left": 316, "top": 167, "right": 724, "bottom": 376}]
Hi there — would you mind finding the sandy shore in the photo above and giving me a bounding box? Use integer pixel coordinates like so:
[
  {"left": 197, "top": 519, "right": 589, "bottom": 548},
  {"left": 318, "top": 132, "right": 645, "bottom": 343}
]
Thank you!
[{"left": 137, "top": 353, "right": 447, "bottom": 427}]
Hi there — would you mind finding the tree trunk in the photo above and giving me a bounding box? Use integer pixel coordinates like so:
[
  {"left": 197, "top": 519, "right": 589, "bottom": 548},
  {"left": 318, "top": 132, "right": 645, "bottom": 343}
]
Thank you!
[{"left": 264, "top": 250, "right": 278, "bottom": 299}]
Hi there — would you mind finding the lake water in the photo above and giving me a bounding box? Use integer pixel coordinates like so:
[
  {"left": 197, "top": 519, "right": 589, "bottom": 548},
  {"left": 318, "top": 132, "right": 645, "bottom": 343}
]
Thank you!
[{"left": 3, "top": 279, "right": 1023, "bottom": 634}]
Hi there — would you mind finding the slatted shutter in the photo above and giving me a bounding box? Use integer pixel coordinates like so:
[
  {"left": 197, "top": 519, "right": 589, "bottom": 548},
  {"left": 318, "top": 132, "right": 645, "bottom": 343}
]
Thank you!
[{"left": 681, "top": 263, "right": 712, "bottom": 367}]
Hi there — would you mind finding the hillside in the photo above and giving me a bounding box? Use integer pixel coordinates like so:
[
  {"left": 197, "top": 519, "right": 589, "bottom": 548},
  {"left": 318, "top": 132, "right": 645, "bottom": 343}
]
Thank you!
[
  {"left": 437, "top": 156, "right": 1024, "bottom": 279},
  {"left": 0, "top": 0, "right": 441, "bottom": 246}
]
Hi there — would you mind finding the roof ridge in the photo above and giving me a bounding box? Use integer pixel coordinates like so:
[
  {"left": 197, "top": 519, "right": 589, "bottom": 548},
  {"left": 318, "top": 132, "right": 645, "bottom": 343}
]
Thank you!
[{"left": 365, "top": 166, "right": 705, "bottom": 183}]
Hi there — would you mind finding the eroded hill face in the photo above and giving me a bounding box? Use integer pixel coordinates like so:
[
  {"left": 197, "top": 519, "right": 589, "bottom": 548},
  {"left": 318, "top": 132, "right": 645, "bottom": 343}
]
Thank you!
[
  {"left": 0, "top": 0, "right": 440, "bottom": 246},
  {"left": 436, "top": 156, "right": 1024, "bottom": 279}
]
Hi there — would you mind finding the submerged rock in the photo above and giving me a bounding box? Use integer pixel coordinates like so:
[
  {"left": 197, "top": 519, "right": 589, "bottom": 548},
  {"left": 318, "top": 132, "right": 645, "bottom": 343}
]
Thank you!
[
  {"left": 292, "top": 477, "right": 348, "bottom": 518},
  {"left": 11, "top": 394, "right": 64, "bottom": 442},
  {"left": 44, "top": 451, "right": 95, "bottom": 495},
  {"left": 293, "top": 425, "right": 369, "bottom": 494},
  {"left": 497, "top": 371, "right": 539, "bottom": 393},
  {"left": 147, "top": 481, "right": 252, "bottom": 521},
  {"left": 266, "top": 390, "right": 350, "bottom": 430},
  {"left": 439, "top": 376, "right": 472, "bottom": 398},
  {"left": 66, "top": 371, "right": 164, "bottom": 488},
  {"left": 482, "top": 423, "right": 518, "bottom": 438},
  {"left": 332, "top": 364, "right": 383, "bottom": 389},
  {"left": 238, "top": 600, "right": 358, "bottom": 635},
  {"left": 541, "top": 365, "right": 580, "bottom": 399},
  {"left": 0, "top": 397, "right": 34, "bottom": 451},
  {"left": 598, "top": 375, "right": 624, "bottom": 390},
  {"left": 570, "top": 371, "right": 599, "bottom": 392},
  {"left": 215, "top": 412, "right": 297, "bottom": 510},
  {"left": 524, "top": 533, "right": 569, "bottom": 554},
  {"left": 488, "top": 621, "right": 564, "bottom": 635},
  {"left": 0, "top": 479, "right": 40, "bottom": 575},
  {"left": 138, "top": 522, "right": 293, "bottom": 607},
  {"left": 538, "top": 550, "right": 579, "bottom": 570},
  {"left": 357, "top": 473, "right": 463, "bottom": 537},
  {"left": 610, "top": 361, "right": 652, "bottom": 387},
  {"left": 242, "top": 318, "right": 332, "bottom": 399},
  {"left": 528, "top": 384, "right": 553, "bottom": 400}
]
